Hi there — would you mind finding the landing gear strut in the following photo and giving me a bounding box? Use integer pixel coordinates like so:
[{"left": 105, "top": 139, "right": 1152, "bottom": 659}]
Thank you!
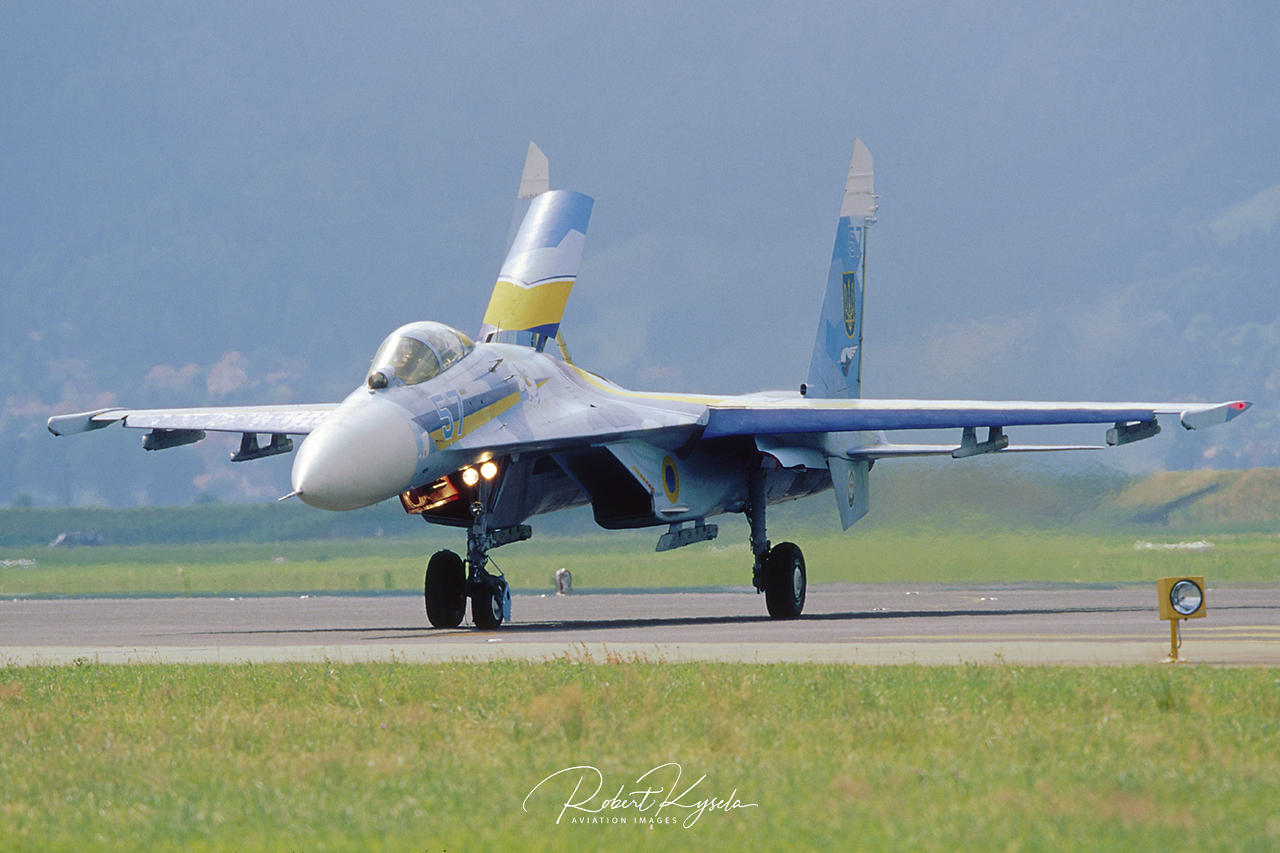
[
  {"left": 466, "top": 501, "right": 510, "bottom": 629},
  {"left": 747, "top": 467, "right": 806, "bottom": 619},
  {"left": 422, "top": 498, "right": 525, "bottom": 629}
]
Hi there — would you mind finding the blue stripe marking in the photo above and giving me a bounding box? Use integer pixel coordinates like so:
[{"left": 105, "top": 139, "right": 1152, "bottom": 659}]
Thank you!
[{"left": 508, "top": 191, "right": 594, "bottom": 253}]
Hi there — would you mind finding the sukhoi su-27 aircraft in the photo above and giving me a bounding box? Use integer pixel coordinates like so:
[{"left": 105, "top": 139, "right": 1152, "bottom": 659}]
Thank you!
[{"left": 50, "top": 141, "right": 1251, "bottom": 629}]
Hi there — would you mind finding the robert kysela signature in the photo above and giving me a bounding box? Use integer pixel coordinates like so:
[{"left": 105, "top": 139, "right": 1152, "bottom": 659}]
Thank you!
[{"left": 523, "top": 763, "right": 758, "bottom": 828}]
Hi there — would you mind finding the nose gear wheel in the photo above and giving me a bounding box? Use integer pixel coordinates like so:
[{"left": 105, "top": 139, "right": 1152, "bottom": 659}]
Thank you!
[{"left": 424, "top": 549, "right": 467, "bottom": 628}]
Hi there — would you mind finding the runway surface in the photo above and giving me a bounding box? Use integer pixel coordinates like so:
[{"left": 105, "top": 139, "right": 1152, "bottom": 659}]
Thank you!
[{"left": 2, "top": 584, "right": 1277, "bottom": 666}]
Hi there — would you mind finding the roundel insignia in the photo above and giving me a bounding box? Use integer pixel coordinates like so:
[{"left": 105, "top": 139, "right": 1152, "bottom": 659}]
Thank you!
[{"left": 661, "top": 456, "right": 680, "bottom": 503}]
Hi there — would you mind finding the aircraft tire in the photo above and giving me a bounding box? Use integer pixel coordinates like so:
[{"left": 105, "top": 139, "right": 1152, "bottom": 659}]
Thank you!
[
  {"left": 472, "top": 586, "right": 505, "bottom": 630},
  {"left": 764, "top": 542, "right": 806, "bottom": 619},
  {"left": 424, "top": 550, "right": 467, "bottom": 628}
]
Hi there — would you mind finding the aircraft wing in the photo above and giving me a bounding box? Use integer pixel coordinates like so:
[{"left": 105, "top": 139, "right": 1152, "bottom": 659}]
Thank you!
[
  {"left": 48, "top": 404, "right": 337, "bottom": 437},
  {"left": 703, "top": 398, "right": 1252, "bottom": 441}
]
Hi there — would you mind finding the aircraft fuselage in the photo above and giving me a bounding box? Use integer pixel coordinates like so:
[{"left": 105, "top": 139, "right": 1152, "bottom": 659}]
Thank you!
[{"left": 291, "top": 338, "right": 831, "bottom": 534}]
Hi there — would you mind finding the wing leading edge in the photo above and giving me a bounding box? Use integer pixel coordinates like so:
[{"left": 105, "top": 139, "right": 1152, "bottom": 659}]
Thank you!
[
  {"left": 704, "top": 398, "right": 1251, "bottom": 440},
  {"left": 49, "top": 404, "right": 337, "bottom": 439}
]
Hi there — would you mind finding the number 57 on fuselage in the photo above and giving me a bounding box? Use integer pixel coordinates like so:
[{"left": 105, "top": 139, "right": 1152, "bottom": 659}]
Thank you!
[{"left": 49, "top": 141, "right": 1251, "bottom": 629}]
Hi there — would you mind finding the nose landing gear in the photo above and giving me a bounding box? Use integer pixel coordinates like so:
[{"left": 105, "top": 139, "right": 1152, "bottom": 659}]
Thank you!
[
  {"left": 422, "top": 499, "right": 525, "bottom": 629},
  {"left": 424, "top": 549, "right": 467, "bottom": 628}
]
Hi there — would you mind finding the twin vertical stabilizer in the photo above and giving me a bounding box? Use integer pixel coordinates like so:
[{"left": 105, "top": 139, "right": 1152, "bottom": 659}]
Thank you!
[
  {"left": 480, "top": 142, "right": 593, "bottom": 351},
  {"left": 806, "top": 139, "right": 877, "bottom": 400},
  {"left": 505, "top": 141, "right": 550, "bottom": 255},
  {"left": 807, "top": 140, "right": 878, "bottom": 528}
]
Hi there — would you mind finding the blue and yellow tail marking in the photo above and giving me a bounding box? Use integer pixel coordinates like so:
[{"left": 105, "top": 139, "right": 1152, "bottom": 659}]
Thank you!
[{"left": 480, "top": 190, "right": 594, "bottom": 348}]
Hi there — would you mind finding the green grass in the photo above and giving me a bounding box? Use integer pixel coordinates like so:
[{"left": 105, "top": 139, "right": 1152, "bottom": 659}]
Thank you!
[
  {"left": 513, "top": 525, "right": 1280, "bottom": 588},
  {"left": 5, "top": 525, "right": 1279, "bottom": 597},
  {"left": 1, "top": 540, "right": 447, "bottom": 598},
  {"left": 0, "top": 660, "right": 1277, "bottom": 852}
]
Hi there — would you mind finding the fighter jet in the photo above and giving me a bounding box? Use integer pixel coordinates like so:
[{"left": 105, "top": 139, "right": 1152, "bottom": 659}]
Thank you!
[{"left": 49, "top": 141, "right": 1251, "bottom": 629}]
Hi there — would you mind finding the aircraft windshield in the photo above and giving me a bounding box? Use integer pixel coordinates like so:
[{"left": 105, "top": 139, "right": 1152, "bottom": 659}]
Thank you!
[{"left": 367, "top": 322, "right": 474, "bottom": 387}]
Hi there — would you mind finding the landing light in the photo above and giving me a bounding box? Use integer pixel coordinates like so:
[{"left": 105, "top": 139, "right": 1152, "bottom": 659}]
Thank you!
[
  {"left": 460, "top": 467, "right": 480, "bottom": 486},
  {"left": 479, "top": 460, "right": 499, "bottom": 480}
]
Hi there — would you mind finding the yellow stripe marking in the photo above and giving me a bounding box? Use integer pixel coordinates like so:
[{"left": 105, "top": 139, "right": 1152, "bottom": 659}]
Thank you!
[
  {"left": 431, "top": 391, "right": 522, "bottom": 449},
  {"left": 482, "top": 278, "right": 575, "bottom": 331},
  {"left": 567, "top": 365, "right": 727, "bottom": 407}
]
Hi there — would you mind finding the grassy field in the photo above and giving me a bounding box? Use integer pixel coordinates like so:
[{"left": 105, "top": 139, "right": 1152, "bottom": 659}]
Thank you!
[
  {"left": 1, "top": 660, "right": 1277, "bottom": 852},
  {"left": 4, "top": 524, "right": 1279, "bottom": 598}
]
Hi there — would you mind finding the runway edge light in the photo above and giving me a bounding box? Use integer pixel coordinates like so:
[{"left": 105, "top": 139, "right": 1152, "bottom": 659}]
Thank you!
[{"left": 1157, "top": 576, "right": 1206, "bottom": 663}]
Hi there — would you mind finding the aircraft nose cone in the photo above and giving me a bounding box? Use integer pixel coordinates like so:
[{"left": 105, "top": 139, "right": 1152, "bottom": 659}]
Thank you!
[{"left": 291, "top": 397, "right": 421, "bottom": 511}]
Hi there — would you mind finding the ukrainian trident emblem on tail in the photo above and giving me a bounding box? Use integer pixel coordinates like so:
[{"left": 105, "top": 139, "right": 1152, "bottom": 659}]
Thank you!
[{"left": 842, "top": 271, "right": 858, "bottom": 338}]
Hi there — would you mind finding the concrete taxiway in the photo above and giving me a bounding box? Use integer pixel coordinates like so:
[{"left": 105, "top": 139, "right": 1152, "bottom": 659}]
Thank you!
[{"left": 1, "top": 584, "right": 1276, "bottom": 666}]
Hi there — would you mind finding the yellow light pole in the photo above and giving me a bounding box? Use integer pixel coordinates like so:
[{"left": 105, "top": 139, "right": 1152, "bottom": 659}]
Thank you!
[{"left": 1157, "top": 576, "right": 1206, "bottom": 662}]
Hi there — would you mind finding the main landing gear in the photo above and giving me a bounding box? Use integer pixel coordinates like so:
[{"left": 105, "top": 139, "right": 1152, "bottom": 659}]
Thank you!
[
  {"left": 425, "top": 469, "right": 809, "bottom": 626},
  {"left": 748, "top": 468, "right": 806, "bottom": 619},
  {"left": 423, "top": 500, "right": 521, "bottom": 630}
]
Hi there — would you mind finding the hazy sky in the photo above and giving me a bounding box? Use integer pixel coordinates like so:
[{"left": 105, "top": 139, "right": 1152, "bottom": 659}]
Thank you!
[{"left": 3, "top": 2, "right": 1277, "bottom": 505}]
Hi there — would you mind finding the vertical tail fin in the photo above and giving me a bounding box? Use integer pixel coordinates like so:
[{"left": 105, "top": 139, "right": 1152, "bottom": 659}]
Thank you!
[
  {"left": 505, "top": 141, "right": 550, "bottom": 256},
  {"left": 479, "top": 189, "right": 594, "bottom": 351},
  {"left": 480, "top": 142, "right": 592, "bottom": 351},
  {"left": 805, "top": 139, "right": 877, "bottom": 400},
  {"left": 809, "top": 141, "right": 878, "bottom": 529}
]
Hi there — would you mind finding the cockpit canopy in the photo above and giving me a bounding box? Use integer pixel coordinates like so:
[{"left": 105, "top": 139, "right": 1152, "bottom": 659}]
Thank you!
[{"left": 367, "top": 322, "right": 474, "bottom": 388}]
